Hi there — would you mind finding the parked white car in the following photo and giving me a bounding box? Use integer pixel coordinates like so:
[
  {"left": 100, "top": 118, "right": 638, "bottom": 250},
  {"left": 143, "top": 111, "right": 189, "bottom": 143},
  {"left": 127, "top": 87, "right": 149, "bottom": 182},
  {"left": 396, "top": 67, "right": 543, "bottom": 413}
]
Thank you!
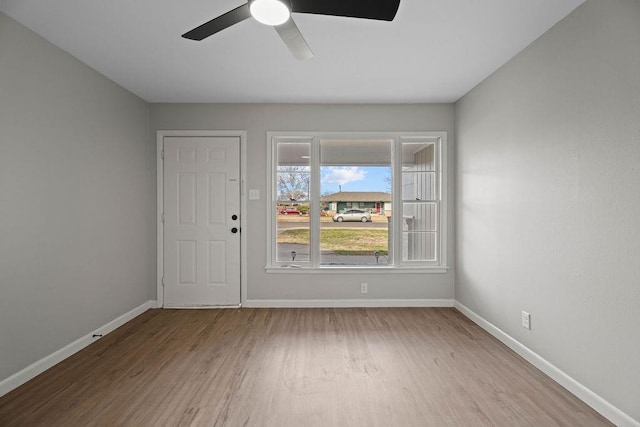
[{"left": 332, "top": 209, "right": 371, "bottom": 223}]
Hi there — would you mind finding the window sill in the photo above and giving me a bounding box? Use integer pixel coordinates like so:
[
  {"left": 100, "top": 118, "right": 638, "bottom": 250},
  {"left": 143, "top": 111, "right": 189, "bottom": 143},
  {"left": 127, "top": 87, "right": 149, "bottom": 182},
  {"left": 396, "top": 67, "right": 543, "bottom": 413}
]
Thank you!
[{"left": 265, "top": 265, "right": 449, "bottom": 274}]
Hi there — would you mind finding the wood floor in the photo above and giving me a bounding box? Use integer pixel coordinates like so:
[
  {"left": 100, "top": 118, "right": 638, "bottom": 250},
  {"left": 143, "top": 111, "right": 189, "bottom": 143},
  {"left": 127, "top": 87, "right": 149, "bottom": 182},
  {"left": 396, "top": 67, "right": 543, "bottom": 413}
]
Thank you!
[{"left": 0, "top": 308, "right": 611, "bottom": 426}]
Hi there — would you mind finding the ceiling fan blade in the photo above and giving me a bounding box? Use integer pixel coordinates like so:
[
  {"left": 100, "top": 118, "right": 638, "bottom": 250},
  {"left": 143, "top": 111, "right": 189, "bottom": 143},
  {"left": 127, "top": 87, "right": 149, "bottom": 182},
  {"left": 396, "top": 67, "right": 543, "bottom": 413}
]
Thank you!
[
  {"left": 274, "top": 18, "right": 314, "bottom": 60},
  {"left": 182, "top": 3, "right": 251, "bottom": 41},
  {"left": 291, "top": 0, "right": 400, "bottom": 21}
]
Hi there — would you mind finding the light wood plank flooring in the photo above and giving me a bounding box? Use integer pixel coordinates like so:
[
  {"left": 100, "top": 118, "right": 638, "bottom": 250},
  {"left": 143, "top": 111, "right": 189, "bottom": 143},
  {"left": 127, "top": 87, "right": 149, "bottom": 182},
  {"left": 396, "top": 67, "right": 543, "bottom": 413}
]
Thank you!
[{"left": 0, "top": 308, "right": 611, "bottom": 426}]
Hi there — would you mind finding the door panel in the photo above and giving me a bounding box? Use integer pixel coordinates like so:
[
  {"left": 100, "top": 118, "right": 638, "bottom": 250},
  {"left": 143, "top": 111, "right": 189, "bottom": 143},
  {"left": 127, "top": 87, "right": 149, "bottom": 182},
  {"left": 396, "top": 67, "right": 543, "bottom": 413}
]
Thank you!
[{"left": 163, "top": 136, "right": 240, "bottom": 307}]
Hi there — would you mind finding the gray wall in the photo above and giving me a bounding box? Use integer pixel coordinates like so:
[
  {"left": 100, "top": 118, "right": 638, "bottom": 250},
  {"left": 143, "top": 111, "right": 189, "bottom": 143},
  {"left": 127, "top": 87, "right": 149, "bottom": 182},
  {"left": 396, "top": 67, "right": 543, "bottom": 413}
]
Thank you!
[
  {"left": 150, "top": 104, "right": 455, "bottom": 301},
  {"left": 0, "top": 13, "right": 153, "bottom": 381},
  {"left": 455, "top": 0, "right": 640, "bottom": 421}
]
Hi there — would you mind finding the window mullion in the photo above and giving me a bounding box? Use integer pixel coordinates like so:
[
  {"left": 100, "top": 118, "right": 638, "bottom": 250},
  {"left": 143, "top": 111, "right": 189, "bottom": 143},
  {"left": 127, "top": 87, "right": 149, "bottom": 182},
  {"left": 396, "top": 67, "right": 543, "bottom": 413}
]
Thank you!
[
  {"left": 310, "top": 137, "right": 321, "bottom": 268},
  {"left": 438, "top": 135, "right": 447, "bottom": 267},
  {"left": 270, "top": 136, "right": 277, "bottom": 266},
  {"left": 392, "top": 137, "right": 402, "bottom": 267}
]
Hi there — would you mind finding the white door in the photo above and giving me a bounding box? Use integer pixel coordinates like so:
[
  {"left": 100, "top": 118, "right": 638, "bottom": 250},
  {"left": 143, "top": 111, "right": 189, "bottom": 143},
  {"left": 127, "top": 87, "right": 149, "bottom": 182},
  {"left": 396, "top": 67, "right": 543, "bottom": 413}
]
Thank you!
[{"left": 163, "top": 136, "right": 240, "bottom": 307}]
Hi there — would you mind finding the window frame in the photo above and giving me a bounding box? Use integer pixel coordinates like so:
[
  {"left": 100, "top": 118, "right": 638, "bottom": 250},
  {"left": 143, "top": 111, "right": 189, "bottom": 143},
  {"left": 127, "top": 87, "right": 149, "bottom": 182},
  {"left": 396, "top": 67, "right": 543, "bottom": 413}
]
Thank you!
[{"left": 266, "top": 132, "right": 448, "bottom": 273}]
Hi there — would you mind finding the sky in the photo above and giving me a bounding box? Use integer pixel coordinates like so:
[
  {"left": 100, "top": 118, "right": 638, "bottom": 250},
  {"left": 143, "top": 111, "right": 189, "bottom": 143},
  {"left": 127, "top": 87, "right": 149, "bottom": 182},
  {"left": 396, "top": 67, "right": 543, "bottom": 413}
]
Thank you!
[{"left": 321, "top": 166, "right": 391, "bottom": 194}]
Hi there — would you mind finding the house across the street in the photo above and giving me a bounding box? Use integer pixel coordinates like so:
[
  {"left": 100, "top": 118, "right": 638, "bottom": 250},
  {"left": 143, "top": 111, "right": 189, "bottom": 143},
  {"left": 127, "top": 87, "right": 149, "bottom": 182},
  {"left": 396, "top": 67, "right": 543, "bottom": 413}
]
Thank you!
[{"left": 321, "top": 191, "right": 392, "bottom": 215}]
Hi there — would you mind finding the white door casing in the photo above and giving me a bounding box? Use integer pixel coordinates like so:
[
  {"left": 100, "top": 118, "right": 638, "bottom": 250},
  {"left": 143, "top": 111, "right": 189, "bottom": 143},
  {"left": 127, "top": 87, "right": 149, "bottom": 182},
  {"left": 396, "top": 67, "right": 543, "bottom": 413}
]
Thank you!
[{"left": 162, "top": 136, "right": 241, "bottom": 307}]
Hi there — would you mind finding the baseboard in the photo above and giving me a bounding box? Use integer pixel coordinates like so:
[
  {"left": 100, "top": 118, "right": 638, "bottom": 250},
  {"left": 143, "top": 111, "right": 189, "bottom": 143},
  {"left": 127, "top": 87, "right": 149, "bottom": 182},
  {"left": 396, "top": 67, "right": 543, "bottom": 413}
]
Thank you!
[
  {"left": 454, "top": 301, "right": 639, "bottom": 427},
  {"left": 0, "top": 300, "right": 157, "bottom": 399},
  {"left": 243, "top": 299, "right": 455, "bottom": 308}
]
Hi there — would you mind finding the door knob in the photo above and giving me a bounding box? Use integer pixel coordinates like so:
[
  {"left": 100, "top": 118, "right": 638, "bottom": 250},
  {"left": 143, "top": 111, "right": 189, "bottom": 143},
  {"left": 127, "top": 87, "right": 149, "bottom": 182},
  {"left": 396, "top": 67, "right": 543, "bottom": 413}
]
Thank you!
[
  {"left": 231, "top": 227, "right": 238, "bottom": 234},
  {"left": 231, "top": 214, "right": 238, "bottom": 221}
]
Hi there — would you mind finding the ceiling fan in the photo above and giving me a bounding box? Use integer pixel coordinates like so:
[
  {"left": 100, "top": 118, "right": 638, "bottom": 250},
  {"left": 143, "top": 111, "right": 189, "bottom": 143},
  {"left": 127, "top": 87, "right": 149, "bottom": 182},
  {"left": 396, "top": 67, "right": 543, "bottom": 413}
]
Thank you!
[{"left": 182, "top": 0, "right": 401, "bottom": 60}]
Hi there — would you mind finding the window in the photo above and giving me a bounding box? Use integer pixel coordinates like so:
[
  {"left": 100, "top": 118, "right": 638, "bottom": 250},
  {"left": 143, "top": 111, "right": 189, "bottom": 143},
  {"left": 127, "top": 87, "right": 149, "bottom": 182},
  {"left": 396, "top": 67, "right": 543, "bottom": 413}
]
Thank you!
[{"left": 267, "top": 132, "right": 447, "bottom": 271}]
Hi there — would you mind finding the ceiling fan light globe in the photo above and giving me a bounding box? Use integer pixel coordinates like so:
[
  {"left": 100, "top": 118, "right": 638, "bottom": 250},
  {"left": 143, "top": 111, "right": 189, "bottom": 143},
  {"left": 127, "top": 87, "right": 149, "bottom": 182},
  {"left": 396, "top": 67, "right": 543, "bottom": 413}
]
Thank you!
[{"left": 249, "top": 0, "right": 290, "bottom": 26}]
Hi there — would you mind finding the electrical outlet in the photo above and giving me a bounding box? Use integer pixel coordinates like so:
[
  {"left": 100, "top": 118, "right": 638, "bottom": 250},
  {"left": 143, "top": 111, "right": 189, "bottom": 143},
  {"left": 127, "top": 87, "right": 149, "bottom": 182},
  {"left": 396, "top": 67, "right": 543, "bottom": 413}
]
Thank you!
[
  {"left": 521, "top": 311, "right": 531, "bottom": 330},
  {"left": 360, "top": 283, "right": 368, "bottom": 294}
]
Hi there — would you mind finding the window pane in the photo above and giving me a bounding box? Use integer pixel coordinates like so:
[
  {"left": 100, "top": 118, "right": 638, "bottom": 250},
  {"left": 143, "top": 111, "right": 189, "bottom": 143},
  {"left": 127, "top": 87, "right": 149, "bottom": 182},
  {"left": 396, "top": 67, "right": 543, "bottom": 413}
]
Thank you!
[
  {"left": 402, "top": 202, "right": 437, "bottom": 232},
  {"left": 402, "top": 202, "right": 437, "bottom": 261},
  {"left": 276, "top": 202, "right": 310, "bottom": 263},
  {"left": 277, "top": 143, "right": 310, "bottom": 202},
  {"left": 402, "top": 142, "right": 437, "bottom": 201},
  {"left": 402, "top": 172, "right": 436, "bottom": 201},
  {"left": 402, "top": 232, "right": 437, "bottom": 261},
  {"left": 402, "top": 203, "right": 438, "bottom": 261},
  {"left": 402, "top": 142, "right": 435, "bottom": 171},
  {"left": 319, "top": 139, "right": 392, "bottom": 265},
  {"left": 276, "top": 142, "right": 310, "bottom": 263}
]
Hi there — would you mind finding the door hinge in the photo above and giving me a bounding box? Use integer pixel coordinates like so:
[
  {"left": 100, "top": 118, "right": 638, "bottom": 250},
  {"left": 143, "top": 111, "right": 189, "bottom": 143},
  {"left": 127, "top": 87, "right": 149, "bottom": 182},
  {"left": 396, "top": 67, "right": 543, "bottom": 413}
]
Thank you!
[
  {"left": 161, "top": 150, "right": 164, "bottom": 160},
  {"left": 162, "top": 276, "right": 165, "bottom": 287},
  {"left": 161, "top": 213, "right": 165, "bottom": 223}
]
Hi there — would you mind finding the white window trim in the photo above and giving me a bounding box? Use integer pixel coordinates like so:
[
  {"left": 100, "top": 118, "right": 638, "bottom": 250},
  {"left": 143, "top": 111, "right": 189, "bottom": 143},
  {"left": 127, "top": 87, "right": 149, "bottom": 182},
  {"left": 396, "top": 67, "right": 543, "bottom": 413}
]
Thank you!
[{"left": 265, "top": 131, "right": 448, "bottom": 273}]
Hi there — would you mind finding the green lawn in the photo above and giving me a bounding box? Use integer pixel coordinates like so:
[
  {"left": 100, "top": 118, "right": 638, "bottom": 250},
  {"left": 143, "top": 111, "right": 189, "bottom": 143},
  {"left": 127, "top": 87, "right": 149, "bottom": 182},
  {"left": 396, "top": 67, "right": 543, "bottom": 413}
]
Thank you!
[{"left": 278, "top": 229, "right": 388, "bottom": 255}]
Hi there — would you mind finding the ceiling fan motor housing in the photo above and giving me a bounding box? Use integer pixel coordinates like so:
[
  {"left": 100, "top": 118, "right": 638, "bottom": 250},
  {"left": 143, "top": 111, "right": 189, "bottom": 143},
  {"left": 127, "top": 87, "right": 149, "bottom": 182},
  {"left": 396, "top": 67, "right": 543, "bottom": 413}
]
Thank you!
[
  {"left": 248, "top": 0, "right": 292, "bottom": 8},
  {"left": 249, "top": 0, "right": 292, "bottom": 26}
]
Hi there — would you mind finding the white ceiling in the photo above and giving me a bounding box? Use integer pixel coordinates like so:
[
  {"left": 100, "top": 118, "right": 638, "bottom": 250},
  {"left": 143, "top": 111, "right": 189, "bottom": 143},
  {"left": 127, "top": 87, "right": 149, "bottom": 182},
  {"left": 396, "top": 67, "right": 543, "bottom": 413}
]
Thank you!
[{"left": 0, "top": 0, "right": 585, "bottom": 103}]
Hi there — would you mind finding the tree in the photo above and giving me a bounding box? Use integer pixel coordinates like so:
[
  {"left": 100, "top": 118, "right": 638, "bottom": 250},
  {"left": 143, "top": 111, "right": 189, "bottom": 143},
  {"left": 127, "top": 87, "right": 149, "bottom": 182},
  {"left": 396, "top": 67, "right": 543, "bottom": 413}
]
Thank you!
[
  {"left": 277, "top": 166, "right": 310, "bottom": 202},
  {"left": 384, "top": 172, "right": 392, "bottom": 192}
]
